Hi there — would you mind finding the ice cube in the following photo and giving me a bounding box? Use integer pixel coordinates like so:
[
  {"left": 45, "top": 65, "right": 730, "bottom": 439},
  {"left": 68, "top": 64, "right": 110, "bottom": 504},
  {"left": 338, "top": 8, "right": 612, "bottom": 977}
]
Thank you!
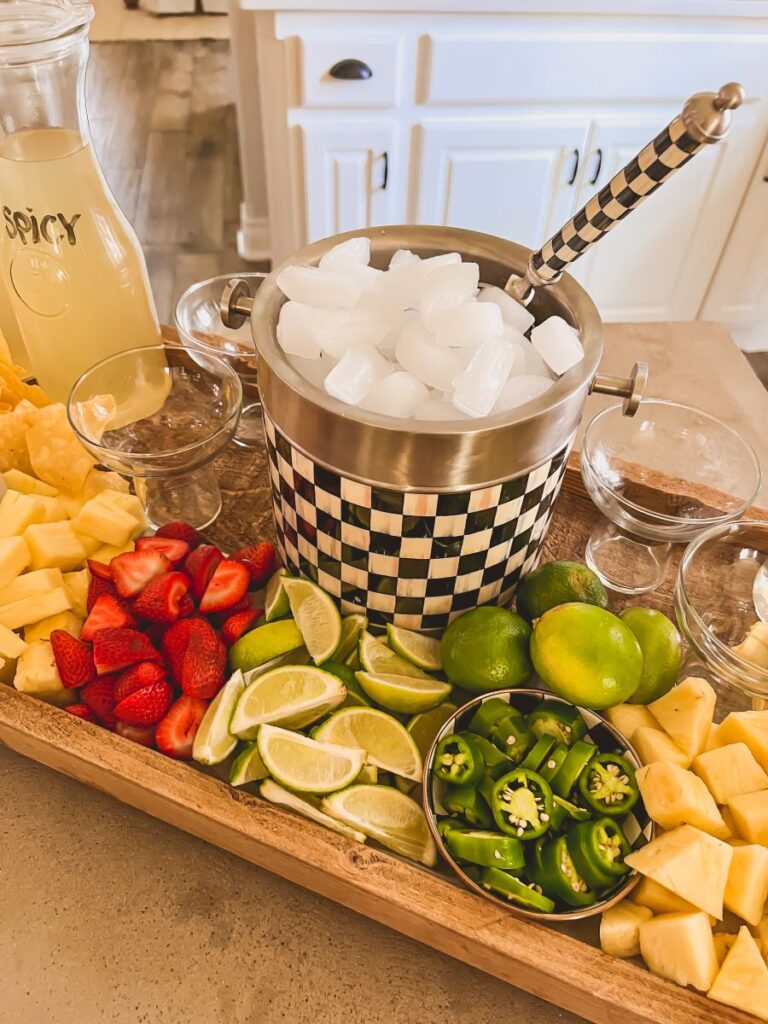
[
  {"left": 493, "top": 375, "right": 554, "bottom": 414},
  {"left": 478, "top": 284, "right": 535, "bottom": 335},
  {"left": 531, "top": 316, "right": 583, "bottom": 376},
  {"left": 389, "top": 249, "right": 421, "bottom": 268},
  {"left": 319, "top": 257, "right": 383, "bottom": 289},
  {"left": 291, "top": 352, "right": 335, "bottom": 389},
  {"left": 276, "top": 265, "right": 363, "bottom": 308},
  {"left": 380, "top": 252, "right": 463, "bottom": 311},
  {"left": 394, "top": 320, "right": 464, "bottom": 391},
  {"left": 431, "top": 301, "right": 503, "bottom": 347},
  {"left": 413, "top": 398, "right": 469, "bottom": 421},
  {"left": 359, "top": 371, "right": 429, "bottom": 418},
  {"left": 277, "top": 301, "right": 323, "bottom": 359},
  {"left": 324, "top": 348, "right": 392, "bottom": 406},
  {"left": 319, "top": 236, "right": 371, "bottom": 266},
  {"left": 421, "top": 262, "right": 480, "bottom": 327},
  {"left": 452, "top": 336, "right": 521, "bottom": 418},
  {"left": 311, "top": 306, "right": 393, "bottom": 357}
]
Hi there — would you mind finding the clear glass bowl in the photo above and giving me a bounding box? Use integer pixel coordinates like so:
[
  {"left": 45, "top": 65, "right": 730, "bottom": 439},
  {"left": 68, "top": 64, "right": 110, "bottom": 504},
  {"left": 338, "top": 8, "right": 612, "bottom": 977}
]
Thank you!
[
  {"left": 175, "top": 273, "right": 266, "bottom": 449},
  {"left": 581, "top": 400, "right": 761, "bottom": 594},
  {"left": 67, "top": 344, "right": 242, "bottom": 530}
]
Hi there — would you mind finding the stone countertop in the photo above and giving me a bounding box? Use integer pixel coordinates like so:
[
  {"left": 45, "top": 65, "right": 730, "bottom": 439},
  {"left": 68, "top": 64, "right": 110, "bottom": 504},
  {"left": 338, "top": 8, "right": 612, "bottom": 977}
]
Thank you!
[{"left": 2, "top": 321, "right": 766, "bottom": 1024}]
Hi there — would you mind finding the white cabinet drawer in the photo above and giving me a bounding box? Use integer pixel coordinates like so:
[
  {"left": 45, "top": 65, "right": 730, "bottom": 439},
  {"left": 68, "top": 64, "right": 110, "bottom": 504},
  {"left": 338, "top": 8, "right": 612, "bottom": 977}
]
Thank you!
[{"left": 299, "top": 35, "right": 404, "bottom": 108}]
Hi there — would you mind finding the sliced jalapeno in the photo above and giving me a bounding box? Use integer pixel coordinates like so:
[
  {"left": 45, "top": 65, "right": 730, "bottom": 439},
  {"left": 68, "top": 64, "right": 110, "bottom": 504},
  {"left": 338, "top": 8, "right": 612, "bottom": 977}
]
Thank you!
[
  {"left": 443, "top": 782, "right": 493, "bottom": 828},
  {"left": 477, "top": 773, "right": 496, "bottom": 807},
  {"left": 578, "top": 752, "right": 639, "bottom": 816},
  {"left": 565, "top": 817, "right": 631, "bottom": 889},
  {"left": 491, "top": 768, "right": 553, "bottom": 840},
  {"left": 549, "top": 794, "right": 592, "bottom": 831},
  {"left": 432, "top": 732, "right": 485, "bottom": 786},
  {"left": 487, "top": 713, "right": 534, "bottom": 762},
  {"left": 467, "top": 698, "right": 517, "bottom": 737},
  {"left": 527, "top": 834, "right": 548, "bottom": 886},
  {"left": 551, "top": 739, "right": 598, "bottom": 798},
  {"left": 473, "top": 735, "right": 514, "bottom": 779},
  {"left": 446, "top": 830, "right": 526, "bottom": 871},
  {"left": 527, "top": 701, "right": 587, "bottom": 747},
  {"left": 520, "top": 734, "right": 556, "bottom": 771},
  {"left": 436, "top": 816, "right": 464, "bottom": 839},
  {"left": 539, "top": 743, "right": 568, "bottom": 783},
  {"left": 538, "top": 834, "right": 597, "bottom": 907},
  {"left": 480, "top": 866, "right": 556, "bottom": 913}
]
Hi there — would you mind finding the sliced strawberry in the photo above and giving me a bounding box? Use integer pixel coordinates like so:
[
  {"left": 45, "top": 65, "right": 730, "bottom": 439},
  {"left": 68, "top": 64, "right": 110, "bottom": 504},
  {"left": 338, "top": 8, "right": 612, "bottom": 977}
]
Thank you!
[
  {"left": 155, "top": 521, "right": 203, "bottom": 550},
  {"left": 81, "top": 594, "right": 137, "bottom": 642},
  {"left": 209, "top": 595, "right": 252, "bottom": 629},
  {"left": 114, "top": 679, "right": 173, "bottom": 726},
  {"left": 132, "top": 571, "right": 190, "bottom": 624},
  {"left": 50, "top": 630, "right": 96, "bottom": 689},
  {"left": 221, "top": 608, "right": 263, "bottom": 647},
  {"left": 230, "top": 542, "right": 277, "bottom": 589},
  {"left": 162, "top": 617, "right": 226, "bottom": 699},
  {"left": 92, "top": 627, "right": 163, "bottom": 676},
  {"left": 87, "top": 558, "right": 113, "bottom": 581},
  {"left": 87, "top": 573, "right": 117, "bottom": 613},
  {"left": 184, "top": 544, "right": 222, "bottom": 600},
  {"left": 135, "top": 536, "right": 190, "bottom": 565},
  {"left": 199, "top": 559, "right": 250, "bottom": 614},
  {"left": 114, "top": 721, "right": 156, "bottom": 747},
  {"left": 113, "top": 661, "right": 167, "bottom": 704},
  {"left": 80, "top": 676, "right": 117, "bottom": 727},
  {"left": 178, "top": 593, "right": 196, "bottom": 618},
  {"left": 111, "top": 550, "right": 171, "bottom": 599},
  {"left": 154, "top": 695, "right": 209, "bottom": 760},
  {"left": 64, "top": 703, "right": 98, "bottom": 723}
]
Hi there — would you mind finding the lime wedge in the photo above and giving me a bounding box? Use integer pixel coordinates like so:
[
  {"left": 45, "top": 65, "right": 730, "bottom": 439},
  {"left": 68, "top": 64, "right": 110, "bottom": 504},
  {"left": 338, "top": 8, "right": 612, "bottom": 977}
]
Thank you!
[
  {"left": 323, "top": 660, "right": 372, "bottom": 708},
  {"left": 358, "top": 630, "right": 432, "bottom": 679},
  {"left": 260, "top": 779, "right": 366, "bottom": 844},
  {"left": 356, "top": 670, "right": 452, "bottom": 714},
  {"left": 231, "top": 664, "right": 346, "bottom": 739},
  {"left": 229, "top": 741, "right": 268, "bottom": 786},
  {"left": 283, "top": 577, "right": 342, "bottom": 665},
  {"left": 345, "top": 648, "right": 361, "bottom": 670},
  {"left": 257, "top": 724, "right": 366, "bottom": 794},
  {"left": 395, "top": 775, "right": 418, "bottom": 797},
  {"left": 407, "top": 703, "right": 458, "bottom": 759},
  {"left": 322, "top": 785, "right": 437, "bottom": 866},
  {"left": 357, "top": 764, "right": 379, "bottom": 784},
  {"left": 312, "top": 707, "right": 423, "bottom": 782},
  {"left": 243, "top": 646, "right": 310, "bottom": 684},
  {"left": 229, "top": 619, "right": 304, "bottom": 673},
  {"left": 193, "top": 669, "right": 246, "bottom": 766},
  {"left": 386, "top": 624, "right": 443, "bottom": 672},
  {"left": 265, "top": 568, "right": 291, "bottom": 622},
  {"left": 334, "top": 613, "right": 368, "bottom": 661}
]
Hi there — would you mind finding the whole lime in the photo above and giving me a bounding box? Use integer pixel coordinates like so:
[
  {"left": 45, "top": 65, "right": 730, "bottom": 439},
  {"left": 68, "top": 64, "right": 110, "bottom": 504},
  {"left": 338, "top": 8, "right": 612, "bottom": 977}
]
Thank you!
[
  {"left": 516, "top": 560, "right": 608, "bottom": 622},
  {"left": 620, "top": 607, "right": 682, "bottom": 704},
  {"left": 530, "top": 603, "right": 643, "bottom": 709},
  {"left": 441, "top": 606, "right": 532, "bottom": 694}
]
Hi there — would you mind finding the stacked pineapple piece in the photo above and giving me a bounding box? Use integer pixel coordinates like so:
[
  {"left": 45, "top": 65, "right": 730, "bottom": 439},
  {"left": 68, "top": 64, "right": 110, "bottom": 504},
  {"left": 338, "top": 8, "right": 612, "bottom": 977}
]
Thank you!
[{"left": 601, "top": 675, "right": 768, "bottom": 1019}]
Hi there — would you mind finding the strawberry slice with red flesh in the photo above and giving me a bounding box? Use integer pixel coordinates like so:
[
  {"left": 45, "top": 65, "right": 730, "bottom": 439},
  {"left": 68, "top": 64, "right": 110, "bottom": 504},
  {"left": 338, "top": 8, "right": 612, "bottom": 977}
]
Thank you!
[
  {"left": 132, "top": 571, "right": 190, "bottom": 624},
  {"left": 155, "top": 521, "right": 203, "bottom": 550},
  {"left": 199, "top": 559, "right": 250, "bottom": 614},
  {"left": 81, "top": 594, "right": 137, "bottom": 642},
  {"left": 162, "top": 617, "right": 226, "bottom": 699},
  {"left": 113, "top": 661, "right": 167, "bottom": 704},
  {"left": 64, "top": 703, "right": 99, "bottom": 723},
  {"left": 92, "top": 627, "right": 163, "bottom": 676},
  {"left": 50, "top": 630, "right": 96, "bottom": 688},
  {"left": 230, "top": 542, "right": 277, "bottom": 589},
  {"left": 221, "top": 608, "right": 263, "bottom": 647},
  {"left": 154, "top": 695, "right": 209, "bottom": 760},
  {"left": 184, "top": 545, "right": 222, "bottom": 601},
  {"left": 115, "top": 721, "right": 155, "bottom": 747},
  {"left": 80, "top": 676, "right": 118, "bottom": 727},
  {"left": 114, "top": 679, "right": 173, "bottom": 726},
  {"left": 87, "top": 558, "right": 113, "bottom": 581},
  {"left": 87, "top": 574, "right": 117, "bottom": 613},
  {"left": 111, "top": 550, "right": 171, "bottom": 599},
  {"left": 135, "top": 536, "right": 190, "bottom": 565}
]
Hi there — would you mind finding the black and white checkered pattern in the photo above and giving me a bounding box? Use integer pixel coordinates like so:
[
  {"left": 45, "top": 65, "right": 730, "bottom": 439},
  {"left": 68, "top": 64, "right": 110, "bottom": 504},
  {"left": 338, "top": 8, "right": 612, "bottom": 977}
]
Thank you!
[
  {"left": 532, "top": 116, "right": 701, "bottom": 283},
  {"left": 264, "top": 412, "right": 571, "bottom": 631}
]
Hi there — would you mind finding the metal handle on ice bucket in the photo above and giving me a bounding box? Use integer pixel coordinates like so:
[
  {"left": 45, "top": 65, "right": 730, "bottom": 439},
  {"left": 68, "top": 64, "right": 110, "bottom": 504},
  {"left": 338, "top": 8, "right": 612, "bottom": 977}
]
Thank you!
[{"left": 220, "top": 278, "right": 254, "bottom": 329}]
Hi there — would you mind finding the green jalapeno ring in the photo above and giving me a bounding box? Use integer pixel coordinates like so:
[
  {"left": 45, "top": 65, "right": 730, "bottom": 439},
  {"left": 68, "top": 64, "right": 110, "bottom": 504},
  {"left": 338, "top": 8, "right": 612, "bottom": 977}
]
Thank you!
[
  {"left": 446, "top": 830, "right": 526, "bottom": 871},
  {"left": 491, "top": 768, "right": 554, "bottom": 840},
  {"left": 487, "top": 713, "right": 535, "bottom": 762},
  {"left": 520, "top": 734, "right": 556, "bottom": 771},
  {"left": 479, "top": 866, "right": 556, "bottom": 913},
  {"left": 565, "top": 817, "right": 631, "bottom": 890},
  {"left": 577, "top": 752, "right": 639, "bottom": 816},
  {"left": 549, "top": 793, "right": 593, "bottom": 831},
  {"left": 472, "top": 735, "right": 514, "bottom": 779},
  {"left": 527, "top": 702, "right": 587, "bottom": 747},
  {"left": 467, "top": 698, "right": 518, "bottom": 738},
  {"left": 539, "top": 743, "right": 568, "bottom": 783},
  {"left": 538, "top": 835, "right": 597, "bottom": 908},
  {"left": 443, "top": 782, "right": 493, "bottom": 828},
  {"left": 551, "top": 739, "right": 599, "bottom": 798},
  {"left": 436, "top": 816, "right": 465, "bottom": 839},
  {"left": 432, "top": 732, "right": 485, "bottom": 786}
]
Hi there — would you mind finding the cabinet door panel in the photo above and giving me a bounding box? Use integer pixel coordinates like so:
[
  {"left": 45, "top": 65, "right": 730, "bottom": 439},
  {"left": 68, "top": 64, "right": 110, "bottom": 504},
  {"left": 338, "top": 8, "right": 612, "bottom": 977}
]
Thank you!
[{"left": 415, "top": 119, "right": 589, "bottom": 251}]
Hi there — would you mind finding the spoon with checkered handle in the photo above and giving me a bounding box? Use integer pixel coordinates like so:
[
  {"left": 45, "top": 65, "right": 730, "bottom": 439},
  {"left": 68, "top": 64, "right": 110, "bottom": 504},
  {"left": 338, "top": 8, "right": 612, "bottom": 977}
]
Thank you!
[{"left": 506, "top": 82, "right": 745, "bottom": 306}]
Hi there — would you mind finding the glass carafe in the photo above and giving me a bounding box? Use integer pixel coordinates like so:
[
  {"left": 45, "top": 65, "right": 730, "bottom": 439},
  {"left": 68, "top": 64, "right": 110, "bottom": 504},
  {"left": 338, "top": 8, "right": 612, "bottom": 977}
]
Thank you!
[{"left": 0, "top": 0, "right": 161, "bottom": 401}]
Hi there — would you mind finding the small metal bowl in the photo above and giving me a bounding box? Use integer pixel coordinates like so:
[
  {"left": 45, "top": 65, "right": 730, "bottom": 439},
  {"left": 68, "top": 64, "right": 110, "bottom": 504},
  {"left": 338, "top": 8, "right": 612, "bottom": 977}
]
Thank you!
[{"left": 422, "top": 688, "right": 654, "bottom": 923}]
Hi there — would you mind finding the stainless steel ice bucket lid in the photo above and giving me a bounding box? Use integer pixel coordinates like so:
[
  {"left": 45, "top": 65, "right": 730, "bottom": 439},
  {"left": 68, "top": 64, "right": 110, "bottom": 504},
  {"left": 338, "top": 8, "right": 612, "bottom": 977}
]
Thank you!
[{"left": 247, "top": 225, "right": 611, "bottom": 491}]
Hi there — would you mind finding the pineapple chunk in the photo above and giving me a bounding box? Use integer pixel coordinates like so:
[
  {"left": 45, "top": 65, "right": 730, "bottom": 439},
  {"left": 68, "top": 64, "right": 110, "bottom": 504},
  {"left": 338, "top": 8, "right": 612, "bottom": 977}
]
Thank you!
[
  {"left": 721, "top": 805, "right": 742, "bottom": 841},
  {"left": 90, "top": 540, "right": 134, "bottom": 565},
  {"left": 633, "top": 876, "right": 710, "bottom": 917},
  {"left": 24, "top": 522, "right": 88, "bottom": 571},
  {"left": 727, "top": 790, "right": 768, "bottom": 845},
  {"left": 71, "top": 529, "right": 102, "bottom": 557},
  {"left": 26, "top": 404, "right": 94, "bottom": 492},
  {"left": 639, "top": 912, "right": 718, "bottom": 991},
  {"left": 733, "top": 621, "right": 768, "bottom": 670},
  {"left": 0, "top": 535, "right": 30, "bottom": 587},
  {"left": 62, "top": 570, "right": 89, "bottom": 620},
  {"left": 600, "top": 901, "right": 653, "bottom": 958},
  {"left": 56, "top": 490, "right": 86, "bottom": 519},
  {"left": 708, "top": 926, "right": 768, "bottom": 1020},
  {"left": 717, "top": 711, "right": 768, "bottom": 773},
  {"left": 72, "top": 494, "right": 141, "bottom": 547},
  {"left": 14, "top": 639, "right": 73, "bottom": 706},
  {"left": 604, "top": 703, "right": 659, "bottom": 742},
  {"left": 24, "top": 610, "right": 82, "bottom": 644},
  {"left": 81, "top": 469, "right": 129, "bottom": 499},
  {"left": 625, "top": 825, "right": 732, "bottom": 920},
  {"left": 649, "top": 676, "right": 717, "bottom": 759},
  {"left": 693, "top": 742, "right": 768, "bottom": 804},
  {"left": 33, "top": 494, "right": 67, "bottom": 523},
  {"left": 632, "top": 726, "right": 691, "bottom": 768},
  {"left": 98, "top": 490, "right": 146, "bottom": 538},
  {"left": 0, "top": 587, "right": 71, "bottom": 630},
  {"left": 713, "top": 932, "right": 738, "bottom": 966},
  {"left": 2, "top": 469, "right": 58, "bottom": 497},
  {"left": 704, "top": 722, "right": 723, "bottom": 752},
  {"left": 0, "top": 490, "right": 44, "bottom": 536},
  {"left": 724, "top": 844, "right": 768, "bottom": 926},
  {"left": 0, "top": 567, "right": 64, "bottom": 606},
  {"left": 0, "top": 623, "right": 27, "bottom": 660},
  {"left": 636, "top": 762, "right": 728, "bottom": 838}
]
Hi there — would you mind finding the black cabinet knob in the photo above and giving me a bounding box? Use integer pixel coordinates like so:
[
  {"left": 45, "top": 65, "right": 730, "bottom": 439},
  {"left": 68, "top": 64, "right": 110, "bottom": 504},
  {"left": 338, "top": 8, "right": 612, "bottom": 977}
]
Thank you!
[{"left": 329, "top": 58, "right": 373, "bottom": 81}]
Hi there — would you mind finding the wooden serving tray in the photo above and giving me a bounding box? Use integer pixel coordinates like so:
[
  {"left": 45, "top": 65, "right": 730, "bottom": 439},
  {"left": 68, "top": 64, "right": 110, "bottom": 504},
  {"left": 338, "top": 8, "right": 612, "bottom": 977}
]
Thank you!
[{"left": 0, "top": 441, "right": 764, "bottom": 1024}]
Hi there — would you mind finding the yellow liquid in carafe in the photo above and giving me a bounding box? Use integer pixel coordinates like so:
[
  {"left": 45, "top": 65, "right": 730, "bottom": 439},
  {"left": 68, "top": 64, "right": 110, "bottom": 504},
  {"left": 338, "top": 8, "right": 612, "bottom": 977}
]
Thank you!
[{"left": 0, "top": 128, "right": 162, "bottom": 400}]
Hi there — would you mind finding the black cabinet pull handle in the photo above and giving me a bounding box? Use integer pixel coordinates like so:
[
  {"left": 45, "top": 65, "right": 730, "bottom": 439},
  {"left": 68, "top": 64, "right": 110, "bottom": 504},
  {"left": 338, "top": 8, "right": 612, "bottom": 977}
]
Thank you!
[
  {"left": 566, "top": 148, "right": 580, "bottom": 186},
  {"left": 329, "top": 58, "right": 373, "bottom": 81},
  {"left": 589, "top": 147, "right": 603, "bottom": 185},
  {"left": 381, "top": 151, "right": 389, "bottom": 191}
]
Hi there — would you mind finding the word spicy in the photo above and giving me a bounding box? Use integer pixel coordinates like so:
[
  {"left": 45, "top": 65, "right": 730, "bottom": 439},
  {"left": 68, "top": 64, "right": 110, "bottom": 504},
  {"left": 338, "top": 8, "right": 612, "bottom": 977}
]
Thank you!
[{"left": 3, "top": 207, "right": 81, "bottom": 247}]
